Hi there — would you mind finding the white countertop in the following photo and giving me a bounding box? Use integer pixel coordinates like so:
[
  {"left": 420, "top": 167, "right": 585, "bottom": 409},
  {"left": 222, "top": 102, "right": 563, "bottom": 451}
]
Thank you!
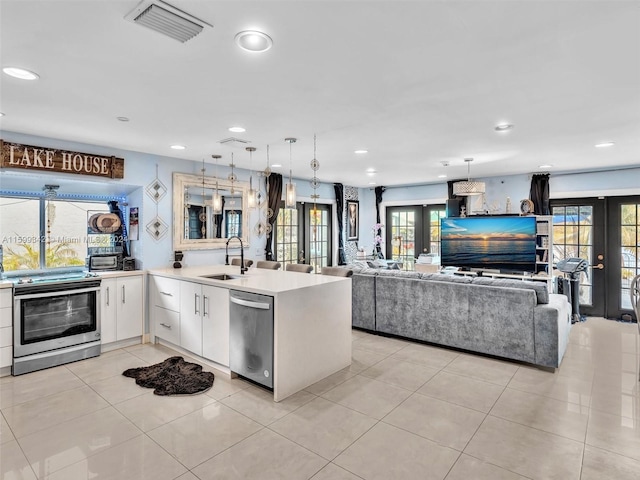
[
  {"left": 0, "top": 269, "right": 145, "bottom": 290},
  {"left": 148, "top": 265, "right": 349, "bottom": 295}
]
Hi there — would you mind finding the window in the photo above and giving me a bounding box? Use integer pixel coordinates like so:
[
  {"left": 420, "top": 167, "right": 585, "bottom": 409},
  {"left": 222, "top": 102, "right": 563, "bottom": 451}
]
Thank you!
[
  {"left": 225, "top": 211, "right": 242, "bottom": 238},
  {"left": 1, "top": 195, "right": 112, "bottom": 273},
  {"left": 276, "top": 204, "right": 301, "bottom": 266},
  {"left": 552, "top": 205, "right": 594, "bottom": 305},
  {"left": 620, "top": 202, "right": 639, "bottom": 309}
]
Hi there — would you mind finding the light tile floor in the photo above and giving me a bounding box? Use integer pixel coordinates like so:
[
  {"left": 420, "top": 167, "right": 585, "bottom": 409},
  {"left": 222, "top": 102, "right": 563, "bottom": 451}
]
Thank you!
[{"left": 1, "top": 318, "right": 639, "bottom": 479}]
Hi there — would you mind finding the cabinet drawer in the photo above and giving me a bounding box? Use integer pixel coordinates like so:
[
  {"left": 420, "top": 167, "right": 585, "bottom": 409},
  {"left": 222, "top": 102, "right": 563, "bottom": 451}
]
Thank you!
[
  {"left": 154, "top": 306, "right": 180, "bottom": 345},
  {"left": 0, "top": 326, "right": 11, "bottom": 348},
  {"left": 152, "top": 276, "right": 180, "bottom": 312},
  {"left": 0, "top": 307, "right": 11, "bottom": 328},
  {"left": 0, "top": 346, "right": 11, "bottom": 369},
  {"left": 0, "top": 290, "right": 11, "bottom": 309}
]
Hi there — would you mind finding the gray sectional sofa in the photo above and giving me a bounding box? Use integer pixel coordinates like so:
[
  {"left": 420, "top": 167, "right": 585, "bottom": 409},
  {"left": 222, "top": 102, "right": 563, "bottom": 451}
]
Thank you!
[{"left": 351, "top": 268, "right": 572, "bottom": 368}]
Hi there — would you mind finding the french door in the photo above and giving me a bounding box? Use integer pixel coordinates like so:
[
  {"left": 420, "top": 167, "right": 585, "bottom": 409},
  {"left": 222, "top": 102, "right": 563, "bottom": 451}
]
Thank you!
[
  {"left": 550, "top": 196, "right": 640, "bottom": 320},
  {"left": 275, "top": 202, "right": 332, "bottom": 272},
  {"left": 385, "top": 205, "right": 445, "bottom": 270}
]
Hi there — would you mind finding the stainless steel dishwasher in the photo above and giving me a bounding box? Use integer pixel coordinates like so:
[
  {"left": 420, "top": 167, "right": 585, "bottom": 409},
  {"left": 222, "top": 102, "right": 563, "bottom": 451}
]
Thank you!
[{"left": 229, "top": 290, "right": 274, "bottom": 389}]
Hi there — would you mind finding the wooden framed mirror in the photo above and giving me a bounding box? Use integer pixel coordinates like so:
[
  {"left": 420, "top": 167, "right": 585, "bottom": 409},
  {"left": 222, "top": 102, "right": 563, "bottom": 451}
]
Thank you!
[{"left": 173, "top": 172, "right": 250, "bottom": 250}]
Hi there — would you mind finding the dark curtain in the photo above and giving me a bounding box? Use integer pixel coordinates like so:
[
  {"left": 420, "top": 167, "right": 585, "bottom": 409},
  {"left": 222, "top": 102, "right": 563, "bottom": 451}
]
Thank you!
[
  {"left": 374, "top": 186, "right": 386, "bottom": 258},
  {"left": 108, "top": 200, "right": 129, "bottom": 257},
  {"left": 529, "top": 173, "right": 550, "bottom": 215},
  {"left": 214, "top": 197, "right": 225, "bottom": 238},
  {"left": 265, "top": 173, "right": 283, "bottom": 260},
  {"left": 333, "top": 183, "right": 346, "bottom": 265}
]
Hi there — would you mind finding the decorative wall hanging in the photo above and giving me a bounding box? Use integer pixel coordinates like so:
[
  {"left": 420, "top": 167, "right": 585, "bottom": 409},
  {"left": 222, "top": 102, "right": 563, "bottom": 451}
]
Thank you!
[
  {"left": 145, "top": 164, "right": 167, "bottom": 203},
  {"left": 1, "top": 140, "right": 125, "bottom": 179},
  {"left": 344, "top": 185, "right": 359, "bottom": 261},
  {"left": 146, "top": 164, "right": 169, "bottom": 241},
  {"left": 347, "top": 200, "right": 359, "bottom": 241}
]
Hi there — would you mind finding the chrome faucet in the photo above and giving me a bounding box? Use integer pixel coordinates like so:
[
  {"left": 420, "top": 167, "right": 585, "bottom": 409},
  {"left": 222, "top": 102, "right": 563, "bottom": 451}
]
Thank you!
[{"left": 225, "top": 236, "right": 247, "bottom": 274}]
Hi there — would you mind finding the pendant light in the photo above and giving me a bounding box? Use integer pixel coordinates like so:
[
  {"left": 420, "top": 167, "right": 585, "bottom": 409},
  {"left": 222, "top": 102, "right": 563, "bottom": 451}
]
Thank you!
[
  {"left": 452, "top": 158, "right": 485, "bottom": 196},
  {"left": 246, "top": 146, "right": 257, "bottom": 209},
  {"left": 310, "top": 134, "right": 320, "bottom": 272},
  {"left": 285, "top": 137, "right": 297, "bottom": 209},
  {"left": 211, "top": 155, "right": 222, "bottom": 214}
]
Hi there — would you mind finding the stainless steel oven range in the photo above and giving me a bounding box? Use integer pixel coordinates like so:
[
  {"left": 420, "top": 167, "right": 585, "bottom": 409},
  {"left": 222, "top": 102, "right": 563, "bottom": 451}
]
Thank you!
[{"left": 13, "top": 273, "right": 102, "bottom": 375}]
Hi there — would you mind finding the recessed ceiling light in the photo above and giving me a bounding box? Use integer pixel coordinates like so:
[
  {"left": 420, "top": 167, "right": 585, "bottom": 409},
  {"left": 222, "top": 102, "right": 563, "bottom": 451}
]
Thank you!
[
  {"left": 369, "top": 182, "right": 377, "bottom": 185},
  {"left": 3, "top": 67, "right": 39, "bottom": 80},
  {"left": 595, "top": 142, "right": 615, "bottom": 148},
  {"left": 354, "top": 149, "right": 368, "bottom": 154},
  {"left": 366, "top": 168, "right": 376, "bottom": 173},
  {"left": 538, "top": 164, "right": 553, "bottom": 169},
  {"left": 116, "top": 116, "right": 130, "bottom": 122},
  {"left": 271, "top": 164, "right": 282, "bottom": 168},
  {"left": 0, "top": 112, "right": 4, "bottom": 117},
  {"left": 235, "top": 31, "right": 273, "bottom": 52},
  {"left": 494, "top": 123, "right": 514, "bottom": 132},
  {"left": 438, "top": 174, "right": 447, "bottom": 178},
  {"left": 229, "top": 126, "right": 246, "bottom": 133},
  {"left": 170, "top": 145, "right": 186, "bottom": 150}
]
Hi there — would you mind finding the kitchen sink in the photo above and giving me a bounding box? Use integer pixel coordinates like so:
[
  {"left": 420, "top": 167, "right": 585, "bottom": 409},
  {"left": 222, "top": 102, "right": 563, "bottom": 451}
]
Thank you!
[{"left": 201, "top": 274, "right": 240, "bottom": 281}]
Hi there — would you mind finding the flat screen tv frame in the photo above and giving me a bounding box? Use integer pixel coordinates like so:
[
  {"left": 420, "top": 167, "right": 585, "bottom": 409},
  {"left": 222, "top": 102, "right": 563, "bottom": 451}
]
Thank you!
[{"left": 440, "top": 215, "right": 538, "bottom": 274}]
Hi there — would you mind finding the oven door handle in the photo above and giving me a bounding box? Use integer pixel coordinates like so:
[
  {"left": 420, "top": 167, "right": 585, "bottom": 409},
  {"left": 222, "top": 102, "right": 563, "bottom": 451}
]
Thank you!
[{"left": 14, "top": 286, "right": 101, "bottom": 300}]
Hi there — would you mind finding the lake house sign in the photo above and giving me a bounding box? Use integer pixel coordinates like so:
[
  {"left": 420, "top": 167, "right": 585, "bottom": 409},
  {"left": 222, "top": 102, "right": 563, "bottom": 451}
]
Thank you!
[{"left": 0, "top": 140, "right": 125, "bottom": 179}]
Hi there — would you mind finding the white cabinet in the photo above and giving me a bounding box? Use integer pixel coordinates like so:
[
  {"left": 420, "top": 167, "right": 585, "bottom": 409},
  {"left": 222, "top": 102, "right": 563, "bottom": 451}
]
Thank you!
[
  {"left": 0, "top": 288, "right": 12, "bottom": 370},
  {"left": 179, "top": 281, "right": 230, "bottom": 366},
  {"left": 202, "top": 285, "right": 229, "bottom": 366},
  {"left": 149, "top": 274, "right": 230, "bottom": 367},
  {"left": 180, "top": 281, "right": 204, "bottom": 356},
  {"left": 150, "top": 275, "right": 181, "bottom": 346},
  {"left": 100, "top": 274, "right": 143, "bottom": 344}
]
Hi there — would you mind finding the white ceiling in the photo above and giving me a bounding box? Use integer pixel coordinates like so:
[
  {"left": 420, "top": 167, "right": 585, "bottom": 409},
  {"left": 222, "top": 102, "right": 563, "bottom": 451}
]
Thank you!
[{"left": 1, "top": 0, "right": 639, "bottom": 188}]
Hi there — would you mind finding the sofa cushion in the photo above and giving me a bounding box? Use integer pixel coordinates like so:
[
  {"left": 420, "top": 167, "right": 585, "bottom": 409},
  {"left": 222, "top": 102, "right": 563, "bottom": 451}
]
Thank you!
[
  {"left": 471, "top": 277, "right": 549, "bottom": 304},
  {"left": 420, "top": 273, "right": 473, "bottom": 284},
  {"left": 375, "top": 269, "right": 422, "bottom": 279}
]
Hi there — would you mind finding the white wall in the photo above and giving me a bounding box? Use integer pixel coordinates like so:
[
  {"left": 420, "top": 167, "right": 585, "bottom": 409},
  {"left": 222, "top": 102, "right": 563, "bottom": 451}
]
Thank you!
[
  {"left": 356, "top": 167, "right": 640, "bottom": 241},
  {"left": 3, "top": 131, "right": 638, "bottom": 267},
  {"left": 0, "top": 131, "right": 341, "bottom": 270}
]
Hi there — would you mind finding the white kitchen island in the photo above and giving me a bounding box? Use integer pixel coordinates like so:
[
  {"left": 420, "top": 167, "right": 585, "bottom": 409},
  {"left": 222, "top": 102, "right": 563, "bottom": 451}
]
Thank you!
[{"left": 148, "top": 265, "right": 352, "bottom": 402}]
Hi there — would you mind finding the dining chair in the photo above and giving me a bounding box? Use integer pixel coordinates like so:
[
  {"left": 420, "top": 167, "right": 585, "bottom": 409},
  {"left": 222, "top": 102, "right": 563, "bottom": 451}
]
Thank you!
[
  {"left": 630, "top": 274, "right": 640, "bottom": 381},
  {"left": 230, "top": 258, "right": 254, "bottom": 268},
  {"left": 256, "top": 260, "right": 281, "bottom": 270},
  {"left": 321, "top": 266, "right": 353, "bottom": 277},
  {"left": 285, "top": 264, "right": 313, "bottom": 273}
]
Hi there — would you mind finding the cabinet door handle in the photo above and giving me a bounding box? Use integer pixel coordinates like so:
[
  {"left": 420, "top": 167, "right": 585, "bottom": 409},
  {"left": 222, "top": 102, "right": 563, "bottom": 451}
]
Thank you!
[
  {"left": 122, "top": 285, "right": 126, "bottom": 304},
  {"left": 203, "top": 295, "right": 209, "bottom": 317},
  {"left": 160, "top": 291, "right": 173, "bottom": 296},
  {"left": 195, "top": 293, "right": 200, "bottom": 315},
  {"left": 159, "top": 323, "right": 172, "bottom": 330},
  {"left": 106, "top": 287, "right": 110, "bottom": 306}
]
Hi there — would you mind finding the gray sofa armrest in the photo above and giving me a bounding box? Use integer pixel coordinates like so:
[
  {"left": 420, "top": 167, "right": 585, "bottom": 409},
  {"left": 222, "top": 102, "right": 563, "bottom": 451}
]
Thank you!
[
  {"left": 352, "top": 273, "right": 376, "bottom": 330},
  {"left": 533, "top": 294, "right": 572, "bottom": 368}
]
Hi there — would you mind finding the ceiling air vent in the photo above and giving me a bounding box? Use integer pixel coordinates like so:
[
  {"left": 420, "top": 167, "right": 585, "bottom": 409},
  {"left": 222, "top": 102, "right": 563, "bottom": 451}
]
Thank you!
[
  {"left": 219, "top": 137, "right": 251, "bottom": 147},
  {"left": 124, "top": 0, "right": 211, "bottom": 43}
]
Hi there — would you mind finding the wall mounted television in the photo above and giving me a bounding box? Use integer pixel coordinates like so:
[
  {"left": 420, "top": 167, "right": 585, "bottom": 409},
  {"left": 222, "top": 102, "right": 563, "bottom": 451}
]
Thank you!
[{"left": 440, "top": 216, "right": 537, "bottom": 273}]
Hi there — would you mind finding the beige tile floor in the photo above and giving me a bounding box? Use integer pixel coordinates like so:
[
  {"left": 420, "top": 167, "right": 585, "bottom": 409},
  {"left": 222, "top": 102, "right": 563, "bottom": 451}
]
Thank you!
[{"left": 1, "top": 318, "right": 639, "bottom": 479}]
